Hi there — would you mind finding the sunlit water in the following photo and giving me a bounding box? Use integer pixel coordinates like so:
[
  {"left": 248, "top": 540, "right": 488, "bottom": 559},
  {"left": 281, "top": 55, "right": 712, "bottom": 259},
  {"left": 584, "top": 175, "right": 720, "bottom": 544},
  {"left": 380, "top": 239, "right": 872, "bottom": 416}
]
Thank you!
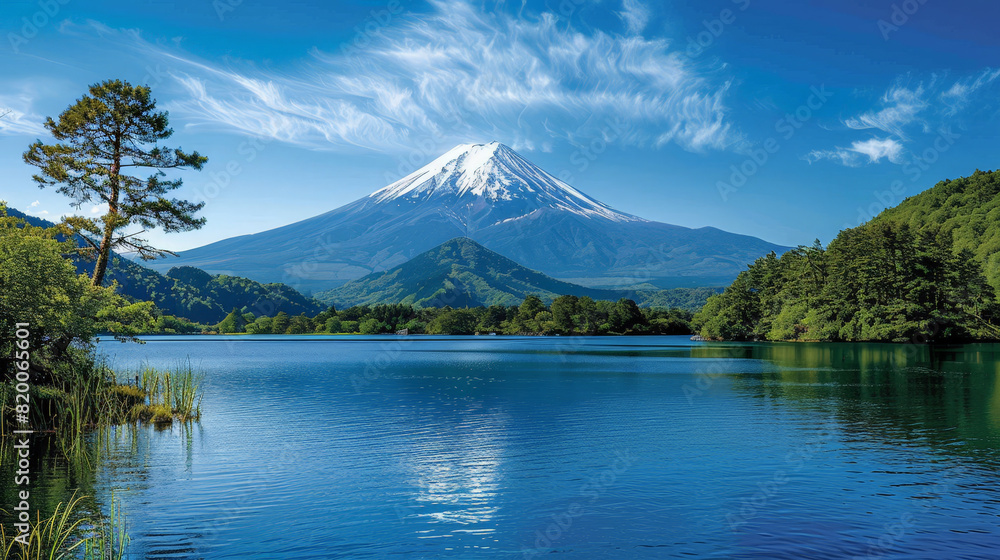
[{"left": 9, "top": 336, "right": 1000, "bottom": 559}]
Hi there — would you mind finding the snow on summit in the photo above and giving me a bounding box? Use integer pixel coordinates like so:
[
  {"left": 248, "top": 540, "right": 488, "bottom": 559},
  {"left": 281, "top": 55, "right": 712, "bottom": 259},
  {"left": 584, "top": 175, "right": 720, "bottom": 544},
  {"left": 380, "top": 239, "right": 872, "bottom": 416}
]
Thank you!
[{"left": 370, "top": 142, "right": 642, "bottom": 223}]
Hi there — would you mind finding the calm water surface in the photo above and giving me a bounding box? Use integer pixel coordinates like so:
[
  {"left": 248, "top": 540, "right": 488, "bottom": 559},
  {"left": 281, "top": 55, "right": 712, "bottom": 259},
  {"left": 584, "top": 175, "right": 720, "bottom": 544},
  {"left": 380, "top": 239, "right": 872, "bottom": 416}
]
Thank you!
[{"left": 18, "top": 336, "right": 1000, "bottom": 558}]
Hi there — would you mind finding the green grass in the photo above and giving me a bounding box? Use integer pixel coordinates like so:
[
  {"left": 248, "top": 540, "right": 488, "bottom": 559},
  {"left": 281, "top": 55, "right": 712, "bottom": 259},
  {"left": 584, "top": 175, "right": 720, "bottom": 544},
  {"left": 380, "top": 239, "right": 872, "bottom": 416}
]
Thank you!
[
  {"left": 0, "top": 492, "right": 128, "bottom": 560},
  {"left": 2, "top": 355, "right": 205, "bottom": 458},
  {"left": 126, "top": 359, "right": 203, "bottom": 424}
]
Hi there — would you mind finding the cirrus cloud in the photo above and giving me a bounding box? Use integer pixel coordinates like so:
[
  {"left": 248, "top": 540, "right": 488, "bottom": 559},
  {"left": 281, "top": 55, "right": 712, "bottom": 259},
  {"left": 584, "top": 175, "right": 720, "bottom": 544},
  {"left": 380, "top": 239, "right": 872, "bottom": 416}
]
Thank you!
[
  {"left": 807, "top": 137, "right": 904, "bottom": 167},
  {"left": 809, "top": 68, "right": 999, "bottom": 167},
  {"left": 65, "top": 0, "right": 740, "bottom": 155}
]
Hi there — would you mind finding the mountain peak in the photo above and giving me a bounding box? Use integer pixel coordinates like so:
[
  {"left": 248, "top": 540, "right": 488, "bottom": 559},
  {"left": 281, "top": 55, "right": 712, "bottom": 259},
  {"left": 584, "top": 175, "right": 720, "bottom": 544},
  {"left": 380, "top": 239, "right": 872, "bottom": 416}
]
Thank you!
[{"left": 369, "top": 142, "right": 641, "bottom": 223}]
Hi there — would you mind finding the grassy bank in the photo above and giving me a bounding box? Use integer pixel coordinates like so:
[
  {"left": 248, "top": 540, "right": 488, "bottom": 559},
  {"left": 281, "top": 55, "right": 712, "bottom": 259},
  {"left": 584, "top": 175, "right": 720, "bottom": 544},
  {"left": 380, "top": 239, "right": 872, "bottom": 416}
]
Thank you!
[{"left": 1, "top": 352, "right": 203, "bottom": 447}]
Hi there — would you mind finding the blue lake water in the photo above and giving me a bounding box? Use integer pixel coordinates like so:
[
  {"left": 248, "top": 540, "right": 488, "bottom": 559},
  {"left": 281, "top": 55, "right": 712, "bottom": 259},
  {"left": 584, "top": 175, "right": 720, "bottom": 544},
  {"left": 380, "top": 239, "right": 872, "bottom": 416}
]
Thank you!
[{"left": 35, "top": 336, "right": 1000, "bottom": 558}]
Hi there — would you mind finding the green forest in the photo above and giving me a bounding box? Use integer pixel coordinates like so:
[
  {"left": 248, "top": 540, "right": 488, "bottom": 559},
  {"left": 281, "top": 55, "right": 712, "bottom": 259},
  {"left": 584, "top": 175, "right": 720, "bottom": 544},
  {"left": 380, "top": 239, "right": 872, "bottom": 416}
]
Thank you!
[
  {"left": 212, "top": 296, "right": 693, "bottom": 336},
  {"left": 693, "top": 170, "right": 1000, "bottom": 343},
  {"left": 874, "top": 169, "right": 1000, "bottom": 292}
]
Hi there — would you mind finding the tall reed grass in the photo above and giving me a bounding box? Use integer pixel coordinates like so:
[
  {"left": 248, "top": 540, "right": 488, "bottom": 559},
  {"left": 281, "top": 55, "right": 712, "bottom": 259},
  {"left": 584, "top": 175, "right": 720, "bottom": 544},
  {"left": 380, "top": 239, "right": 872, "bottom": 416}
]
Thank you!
[
  {"left": 128, "top": 359, "right": 203, "bottom": 423},
  {"left": 0, "top": 492, "right": 128, "bottom": 560},
  {"left": 1, "top": 358, "right": 204, "bottom": 437}
]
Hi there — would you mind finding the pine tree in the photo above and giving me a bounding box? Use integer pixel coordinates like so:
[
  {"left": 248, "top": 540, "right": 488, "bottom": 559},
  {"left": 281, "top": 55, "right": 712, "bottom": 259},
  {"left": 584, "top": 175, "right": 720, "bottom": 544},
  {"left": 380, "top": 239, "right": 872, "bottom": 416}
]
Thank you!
[{"left": 24, "top": 79, "right": 207, "bottom": 287}]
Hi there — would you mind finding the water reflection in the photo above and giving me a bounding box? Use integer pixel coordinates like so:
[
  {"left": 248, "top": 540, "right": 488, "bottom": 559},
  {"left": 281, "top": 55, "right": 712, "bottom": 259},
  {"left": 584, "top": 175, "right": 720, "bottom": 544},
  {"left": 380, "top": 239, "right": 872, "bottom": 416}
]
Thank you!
[
  {"left": 5, "top": 336, "right": 999, "bottom": 559},
  {"left": 720, "top": 342, "right": 1000, "bottom": 463}
]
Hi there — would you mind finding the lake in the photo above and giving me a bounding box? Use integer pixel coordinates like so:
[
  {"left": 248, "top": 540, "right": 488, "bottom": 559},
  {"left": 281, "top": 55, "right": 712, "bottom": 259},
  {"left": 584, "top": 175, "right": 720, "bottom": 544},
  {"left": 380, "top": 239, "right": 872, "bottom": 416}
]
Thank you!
[{"left": 13, "top": 336, "right": 1000, "bottom": 558}]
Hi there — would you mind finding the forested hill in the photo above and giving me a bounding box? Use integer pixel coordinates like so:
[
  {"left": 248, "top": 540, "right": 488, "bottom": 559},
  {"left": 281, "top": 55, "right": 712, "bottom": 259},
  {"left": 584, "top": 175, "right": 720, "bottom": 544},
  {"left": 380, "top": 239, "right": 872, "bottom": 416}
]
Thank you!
[
  {"left": 6, "top": 207, "right": 324, "bottom": 324},
  {"left": 318, "top": 237, "right": 720, "bottom": 312},
  {"left": 872, "top": 169, "right": 1000, "bottom": 292},
  {"left": 693, "top": 170, "right": 1000, "bottom": 343}
]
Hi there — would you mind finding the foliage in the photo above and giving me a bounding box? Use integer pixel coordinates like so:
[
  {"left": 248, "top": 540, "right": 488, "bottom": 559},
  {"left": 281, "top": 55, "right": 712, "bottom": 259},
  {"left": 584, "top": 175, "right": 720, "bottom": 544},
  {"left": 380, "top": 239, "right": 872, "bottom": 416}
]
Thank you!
[
  {"left": 126, "top": 361, "right": 202, "bottom": 424},
  {"left": 86, "top": 262, "right": 323, "bottom": 325},
  {"left": 4, "top": 206, "right": 322, "bottom": 326},
  {"left": 211, "top": 297, "right": 692, "bottom": 336},
  {"left": 693, "top": 221, "right": 1000, "bottom": 342},
  {"left": 873, "top": 169, "right": 1000, "bottom": 293},
  {"left": 23, "top": 79, "right": 207, "bottom": 287},
  {"left": 0, "top": 207, "right": 203, "bottom": 445},
  {"left": 631, "top": 287, "right": 723, "bottom": 312},
  {"left": 216, "top": 308, "right": 247, "bottom": 334},
  {"left": 0, "top": 207, "right": 156, "bottom": 368},
  {"left": 1, "top": 491, "right": 128, "bottom": 560}
]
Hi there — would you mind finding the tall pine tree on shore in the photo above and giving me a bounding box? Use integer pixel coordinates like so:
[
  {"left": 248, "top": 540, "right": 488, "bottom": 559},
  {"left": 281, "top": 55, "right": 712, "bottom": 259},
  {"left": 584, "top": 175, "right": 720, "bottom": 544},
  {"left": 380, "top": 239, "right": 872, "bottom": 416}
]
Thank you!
[{"left": 24, "top": 79, "right": 207, "bottom": 287}]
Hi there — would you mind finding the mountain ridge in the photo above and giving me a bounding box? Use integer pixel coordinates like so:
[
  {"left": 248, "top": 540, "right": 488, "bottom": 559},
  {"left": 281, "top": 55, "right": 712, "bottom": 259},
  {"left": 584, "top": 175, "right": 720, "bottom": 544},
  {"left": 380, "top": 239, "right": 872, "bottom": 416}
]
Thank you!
[
  {"left": 151, "top": 142, "right": 790, "bottom": 291},
  {"left": 317, "top": 237, "right": 718, "bottom": 311},
  {"left": 4, "top": 206, "right": 324, "bottom": 323}
]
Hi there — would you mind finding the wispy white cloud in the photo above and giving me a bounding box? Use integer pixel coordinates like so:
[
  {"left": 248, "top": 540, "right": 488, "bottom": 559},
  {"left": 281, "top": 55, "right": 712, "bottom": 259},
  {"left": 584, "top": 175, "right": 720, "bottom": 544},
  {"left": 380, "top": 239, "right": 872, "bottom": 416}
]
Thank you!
[
  {"left": 844, "top": 84, "right": 928, "bottom": 140},
  {"left": 24, "top": 200, "right": 50, "bottom": 216},
  {"left": 850, "top": 137, "right": 905, "bottom": 164},
  {"left": 812, "top": 69, "right": 999, "bottom": 167},
  {"left": 618, "top": 0, "right": 651, "bottom": 35},
  {"left": 66, "top": 0, "right": 739, "bottom": 154},
  {"left": 0, "top": 95, "right": 47, "bottom": 137},
  {"left": 941, "top": 68, "right": 1000, "bottom": 116},
  {"left": 807, "top": 137, "right": 904, "bottom": 167}
]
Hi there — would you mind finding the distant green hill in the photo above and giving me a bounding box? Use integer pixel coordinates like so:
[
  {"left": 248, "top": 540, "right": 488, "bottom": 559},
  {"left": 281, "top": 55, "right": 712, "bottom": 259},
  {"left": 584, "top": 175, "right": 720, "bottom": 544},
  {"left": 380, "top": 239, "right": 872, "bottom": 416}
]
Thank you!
[
  {"left": 317, "top": 237, "right": 719, "bottom": 311},
  {"left": 873, "top": 169, "right": 1000, "bottom": 292},
  {"left": 5, "top": 207, "right": 324, "bottom": 324},
  {"left": 162, "top": 266, "right": 324, "bottom": 323}
]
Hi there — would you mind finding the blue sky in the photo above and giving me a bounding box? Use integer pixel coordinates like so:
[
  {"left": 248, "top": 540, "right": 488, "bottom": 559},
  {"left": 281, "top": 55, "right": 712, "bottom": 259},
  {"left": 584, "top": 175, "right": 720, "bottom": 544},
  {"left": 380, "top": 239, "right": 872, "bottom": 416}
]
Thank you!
[{"left": 2, "top": 0, "right": 1000, "bottom": 251}]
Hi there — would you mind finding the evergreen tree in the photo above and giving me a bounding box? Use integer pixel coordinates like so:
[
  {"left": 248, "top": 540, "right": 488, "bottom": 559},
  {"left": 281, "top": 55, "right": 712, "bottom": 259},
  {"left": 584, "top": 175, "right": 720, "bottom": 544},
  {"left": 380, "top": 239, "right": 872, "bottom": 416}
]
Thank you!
[
  {"left": 272, "top": 312, "right": 291, "bottom": 334},
  {"left": 23, "top": 79, "right": 207, "bottom": 287}
]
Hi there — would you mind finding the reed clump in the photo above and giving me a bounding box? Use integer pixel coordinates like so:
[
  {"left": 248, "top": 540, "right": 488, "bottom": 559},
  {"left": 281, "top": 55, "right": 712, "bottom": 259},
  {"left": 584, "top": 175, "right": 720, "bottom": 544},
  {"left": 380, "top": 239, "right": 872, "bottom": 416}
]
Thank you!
[
  {"left": 2, "top": 355, "right": 204, "bottom": 444},
  {"left": 125, "top": 360, "right": 203, "bottom": 425},
  {"left": 0, "top": 492, "right": 129, "bottom": 560}
]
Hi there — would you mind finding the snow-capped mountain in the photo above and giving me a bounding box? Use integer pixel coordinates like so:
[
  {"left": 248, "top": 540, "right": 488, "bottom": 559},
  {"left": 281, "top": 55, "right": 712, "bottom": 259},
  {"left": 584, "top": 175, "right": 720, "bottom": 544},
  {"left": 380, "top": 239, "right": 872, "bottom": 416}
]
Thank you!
[
  {"left": 371, "top": 142, "right": 639, "bottom": 223},
  {"left": 152, "top": 142, "right": 789, "bottom": 292}
]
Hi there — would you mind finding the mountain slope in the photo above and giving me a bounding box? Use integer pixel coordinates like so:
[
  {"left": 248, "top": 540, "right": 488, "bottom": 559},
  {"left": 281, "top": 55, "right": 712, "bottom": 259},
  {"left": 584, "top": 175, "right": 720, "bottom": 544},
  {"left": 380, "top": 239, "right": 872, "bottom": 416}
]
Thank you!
[
  {"left": 5, "top": 207, "right": 323, "bottom": 323},
  {"left": 318, "top": 237, "right": 721, "bottom": 311},
  {"left": 873, "top": 169, "right": 1000, "bottom": 291},
  {"left": 317, "top": 237, "right": 628, "bottom": 308},
  {"left": 693, "top": 169, "right": 1000, "bottom": 342},
  {"left": 153, "top": 142, "right": 789, "bottom": 292}
]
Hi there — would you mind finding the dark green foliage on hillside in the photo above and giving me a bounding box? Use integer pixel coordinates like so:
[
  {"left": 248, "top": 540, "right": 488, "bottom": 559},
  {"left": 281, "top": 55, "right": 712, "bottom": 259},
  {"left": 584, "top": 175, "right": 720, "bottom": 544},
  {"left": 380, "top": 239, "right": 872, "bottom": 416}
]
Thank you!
[
  {"left": 74, "top": 258, "right": 324, "bottom": 324},
  {"left": 166, "top": 267, "right": 324, "bottom": 321},
  {"left": 234, "top": 296, "right": 693, "bottom": 336},
  {"left": 873, "top": 169, "right": 1000, "bottom": 293},
  {"left": 633, "top": 287, "right": 723, "bottom": 312},
  {"left": 7, "top": 206, "right": 323, "bottom": 324},
  {"left": 165, "top": 265, "right": 214, "bottom": 288},
  {"left": 693, "top": 223, "right": 1000, "bottom": 342},
  {"left": 86, "top": 257, "right": 223, "bottom": 324},
  {"left": 318, "top": 237, "right": 718, "bottom": 312}
]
